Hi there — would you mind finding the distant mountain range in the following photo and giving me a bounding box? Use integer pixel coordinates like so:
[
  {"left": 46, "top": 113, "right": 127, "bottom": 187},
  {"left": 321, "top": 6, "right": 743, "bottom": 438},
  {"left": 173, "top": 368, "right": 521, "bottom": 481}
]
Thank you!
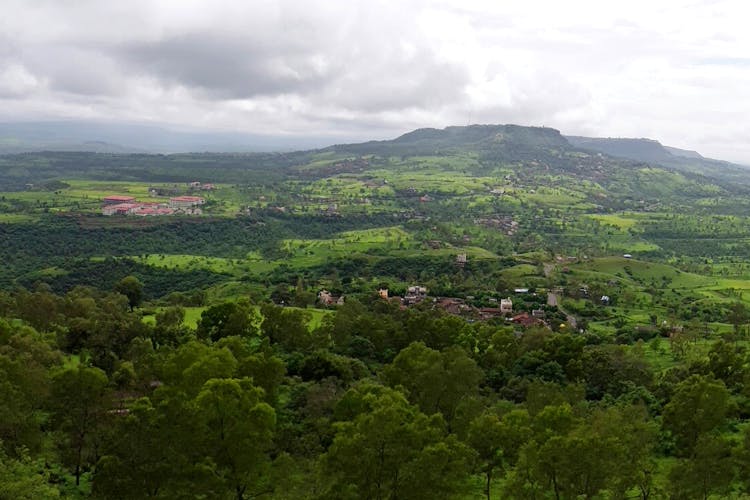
[
  {"left": 320, "top": 124, "right": 750, "bottom": 190},
  {"left": 327, "top": 124, "right": 569, "bottom": 157},
  {"left": 0, "top": 121, "right": 342, "bottom": 154},
  {"left": 564, "top": 135, "right": 750, "bottom": 183},
  {"left": 0, "top": 121, "right": 747, "bottom": 182}
]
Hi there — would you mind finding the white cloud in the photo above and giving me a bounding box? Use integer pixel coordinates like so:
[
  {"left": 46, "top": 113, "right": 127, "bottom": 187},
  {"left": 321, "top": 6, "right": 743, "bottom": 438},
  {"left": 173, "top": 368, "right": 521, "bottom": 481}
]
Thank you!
[
  {"left": 0, "top": 63, "right": 43, "bottom": 97},
  {"left": 0, "top": 0, "right": 749, "bottom": 161}
]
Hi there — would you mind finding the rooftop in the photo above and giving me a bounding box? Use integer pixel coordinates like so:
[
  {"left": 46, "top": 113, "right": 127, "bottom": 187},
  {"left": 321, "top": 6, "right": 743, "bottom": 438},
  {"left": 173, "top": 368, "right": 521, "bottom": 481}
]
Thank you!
[
  {"left": 170, "top": 196, "right": 204, "bottom": 202},
  {"left": 103, "top": 195, "right": 135, "bottom": 201}
]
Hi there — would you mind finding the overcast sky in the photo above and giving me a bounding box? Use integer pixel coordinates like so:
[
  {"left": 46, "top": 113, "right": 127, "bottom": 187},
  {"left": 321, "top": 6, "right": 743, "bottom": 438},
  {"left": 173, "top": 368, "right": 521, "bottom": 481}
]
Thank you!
[{"left": 1, "top": 0, "right": 749, "bottom": 161}]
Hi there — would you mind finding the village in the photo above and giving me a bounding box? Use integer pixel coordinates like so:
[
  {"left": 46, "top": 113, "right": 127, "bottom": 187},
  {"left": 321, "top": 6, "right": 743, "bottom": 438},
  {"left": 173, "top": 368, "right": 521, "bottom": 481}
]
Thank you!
[
  {"left": 100, "top": 181, "right": 213, "bottom": 216},
  {"left": 318, "top": 283, "right": 557, "bottom": 329}
]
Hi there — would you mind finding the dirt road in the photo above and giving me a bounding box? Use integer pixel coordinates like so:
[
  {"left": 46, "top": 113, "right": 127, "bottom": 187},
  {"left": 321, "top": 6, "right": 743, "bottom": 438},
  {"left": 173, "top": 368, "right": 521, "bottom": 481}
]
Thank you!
[{"left": 544, "top": 263, "right": 578, "bottom": 330}]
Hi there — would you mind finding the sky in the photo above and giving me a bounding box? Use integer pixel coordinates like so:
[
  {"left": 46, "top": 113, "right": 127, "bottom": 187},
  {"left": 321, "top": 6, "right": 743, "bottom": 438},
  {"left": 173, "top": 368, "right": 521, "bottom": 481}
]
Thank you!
[{"left": 1, "top": 0, "right": 749, "bottom": 161}]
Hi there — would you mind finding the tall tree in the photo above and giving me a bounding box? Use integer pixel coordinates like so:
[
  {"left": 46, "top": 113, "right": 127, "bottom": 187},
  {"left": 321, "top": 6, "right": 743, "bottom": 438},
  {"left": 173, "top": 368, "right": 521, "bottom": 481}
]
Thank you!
[
  {"left": 48, "top": 365, "right": 110, "bottom": 486},
  {"left": 114, "top": 276, "right": 143, "bottom": 312},
  {"left": 197, "top": 301, "right": 259, "bottom": 342},
  {"left": 668, "top": 433, "right": 733, "bottom": 500},
  {"left": 93, "top": 398, "right": 182, "bottom": 499},
  {"left": 194, "top": 378, "right": 276, "bottom": 500},
  {"left": 260, "top": 303, "right": 313, "bottom": 352},
  {"left": 662, "top": 375, "right": 734, "bottom": 455},
  {"left": 383, "top": 342, "right": 483, "bottom": 426},
  {"left": 323, "top": 385, "right": 472, "bottom": 499},
  {"left": 467, "top": 409, "right": 532, "bottom": 500}
]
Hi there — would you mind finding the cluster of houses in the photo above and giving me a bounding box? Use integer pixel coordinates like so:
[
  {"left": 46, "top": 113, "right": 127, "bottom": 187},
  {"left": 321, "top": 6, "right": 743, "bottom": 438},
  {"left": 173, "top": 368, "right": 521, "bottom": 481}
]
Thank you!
[
  {"left": 101, "top": 195, "right": 205, "bottom": 216},
  {"left": 318, "top": 290, "right": 345, "bottom": 306},
  {"left": 188, "top": 181, "right": 216, "bottom": 191},
  {"left": 372, "top": 286, "right": 548, "bottom": 327},
  {"left": 475, "top": 216, "right": 519, "bottom": 236}
]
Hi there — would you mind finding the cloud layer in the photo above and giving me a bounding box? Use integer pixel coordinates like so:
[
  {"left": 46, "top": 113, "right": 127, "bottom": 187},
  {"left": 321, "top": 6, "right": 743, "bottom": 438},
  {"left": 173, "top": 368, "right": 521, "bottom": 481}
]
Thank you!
[{"left": 1, "top": 0, "right": 749, "bottom": 161}]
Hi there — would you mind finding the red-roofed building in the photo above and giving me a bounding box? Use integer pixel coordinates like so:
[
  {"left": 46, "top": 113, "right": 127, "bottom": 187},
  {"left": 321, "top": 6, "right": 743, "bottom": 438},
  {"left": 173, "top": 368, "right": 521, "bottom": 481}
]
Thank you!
[
  {"left": 169, "top": 196, "right": 205, "bottom": 209},
  {"left": 511, "top": 313, "right": 543, "bottom": 328},
  {"left": 103, "top": 195, "right": 136, "bottom": 205}
]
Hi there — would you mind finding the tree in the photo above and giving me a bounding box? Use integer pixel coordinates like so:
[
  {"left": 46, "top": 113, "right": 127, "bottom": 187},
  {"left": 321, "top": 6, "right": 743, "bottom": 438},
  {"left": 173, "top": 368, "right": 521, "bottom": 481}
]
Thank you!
[
  {"left": 589, "top": 405, "right": 658, "bottom": 500},
  {"left": 581, "top": 344, "right": 653, "bottom": 400},
  {"left": 323, "top": 385, "right": 472, "bottom": 499},
  {"left": 217, "top": 336, "right": 287, "bottom": 405},
  {"left": 467, "top": 409, "right": 532, "bottom": 500},
  {"left": 667, "top": 433, "right": 733, "bottom": 500},
  {"left": 260, "top": 303, "right": 313, "bottom": 352},
  {"left": 702, "top": 340, "right": 746, "bottom": 390},
  {"left": 93, "top": 398, "right": 182, "bottom": 499},
  {"left": 734, "top": 425, "right": 750, "bottom": 495},
  {"left": 505, "top": 404, "right": 653, "bottom": 500},
  {"left": 662, "top": 375, "right": 734, "bottom": 455},
  {"left": 160, "top": 341, "right": 238, "bottom": 397},
  {"left": 14, "top": 288, "right": 60, "bottom": 332},
  {"left": 48, "top": 365, "right": 110, "bottom": 486},
  {"left": 196, "top": 301, "right": 259, "bottom": 342},
  {"left": 194, "top": 378, "right": 276, "bottom": 500},
  {"left": 114, "top": 276, "right": 143, "bottom": 311},
  {"left": 0, "top": 322, "right": 61, "bottom": 454},
  {"left": 383, "top": 342, "right": 483, "bottom": 426},
  {"left": 152, "top": 306, "right": 186, "bottom": 348},
  {"left": 727, "top": 301, "right": 748, "bottom": 336}
]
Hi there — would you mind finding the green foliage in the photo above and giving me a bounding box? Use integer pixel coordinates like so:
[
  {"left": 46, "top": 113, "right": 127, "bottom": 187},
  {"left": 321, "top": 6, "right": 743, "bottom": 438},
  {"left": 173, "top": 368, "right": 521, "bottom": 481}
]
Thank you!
[
  {"left": 93, "top": 398, "right": 180, "bottom": 499},
  {"left": 662, "top": 374, "right": 734, "bottom": 455},
  {"left": 0, "top": 320, "right": 61, "bottom": 454},
  {"left": 0, "top": 446, "right": 60, "bottom": 499},
  {"left": 467, "top": 409, "right": 532, "bottom": 500},
  {"left": 194, "top": 378, "right": 276, "bottom": 499},
  {"left": 48, "top": 365, "right": 110, "bottom": 486},
  {"left": 322, "top": 384, "right": 472, "bottom": 499},
  {"left": 260, "top": 303, "right": 314, "bottom": 352},
  {"left": 667, "top": 433, "right": 734, "bottom": 500},
  {"left": 383, "top": 342, "right": 483, "bottom": 425},
  {"left": 114, "top": 275, "right": 143, "bottom": 311},
  {"left": 196, "top": 301, "right": 259, "bottom": 342}
]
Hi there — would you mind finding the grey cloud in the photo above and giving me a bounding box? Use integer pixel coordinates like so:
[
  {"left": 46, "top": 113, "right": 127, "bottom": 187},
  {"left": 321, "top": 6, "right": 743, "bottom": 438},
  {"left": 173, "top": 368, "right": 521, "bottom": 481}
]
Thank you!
[
  {"left": 117, "top": 33, "right": 335, "bottom": 99},
  {"left": 110, "top": 25, "right": 472, "bottom": 114},
  {"left": 25, "top": 47, "right": 124, "bottom": 96},
  {"left": 322, "top": 48, "right": 470, "bottom": 113}
]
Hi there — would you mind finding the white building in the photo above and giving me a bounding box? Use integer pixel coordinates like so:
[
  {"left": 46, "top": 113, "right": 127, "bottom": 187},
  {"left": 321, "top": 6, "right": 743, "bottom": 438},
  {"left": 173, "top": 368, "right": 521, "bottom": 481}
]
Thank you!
[{"left": 500, "top": 298, "right": 513, "bottom": 314}]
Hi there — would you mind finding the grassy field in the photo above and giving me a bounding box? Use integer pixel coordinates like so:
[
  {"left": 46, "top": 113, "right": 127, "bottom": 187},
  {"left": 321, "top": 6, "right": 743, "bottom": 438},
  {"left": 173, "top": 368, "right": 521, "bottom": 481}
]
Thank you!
[
  {"left": 133, "top": 254, "right": 241, "bottom": 274},
  {"left": 574, "top": 257, "right": 713, "bottom": 289},
  {"left": 0, "top": 213, "right": 39, "bottom": 223},
  {"left": 587, "top": 213, "right": 642, "bottom": 230}
]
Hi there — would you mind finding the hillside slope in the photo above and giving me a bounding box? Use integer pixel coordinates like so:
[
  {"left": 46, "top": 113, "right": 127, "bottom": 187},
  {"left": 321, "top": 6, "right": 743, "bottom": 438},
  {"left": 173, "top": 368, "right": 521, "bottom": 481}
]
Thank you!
[{"left": 566, "top": 135, "right": 750, "bottom": 186}]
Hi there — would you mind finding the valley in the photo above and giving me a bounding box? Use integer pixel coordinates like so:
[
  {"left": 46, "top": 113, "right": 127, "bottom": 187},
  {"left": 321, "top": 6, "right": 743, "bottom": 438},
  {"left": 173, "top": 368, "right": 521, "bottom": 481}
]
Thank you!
[{"left": 4, "top": 124, "right": 750, "bottom": 498}]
